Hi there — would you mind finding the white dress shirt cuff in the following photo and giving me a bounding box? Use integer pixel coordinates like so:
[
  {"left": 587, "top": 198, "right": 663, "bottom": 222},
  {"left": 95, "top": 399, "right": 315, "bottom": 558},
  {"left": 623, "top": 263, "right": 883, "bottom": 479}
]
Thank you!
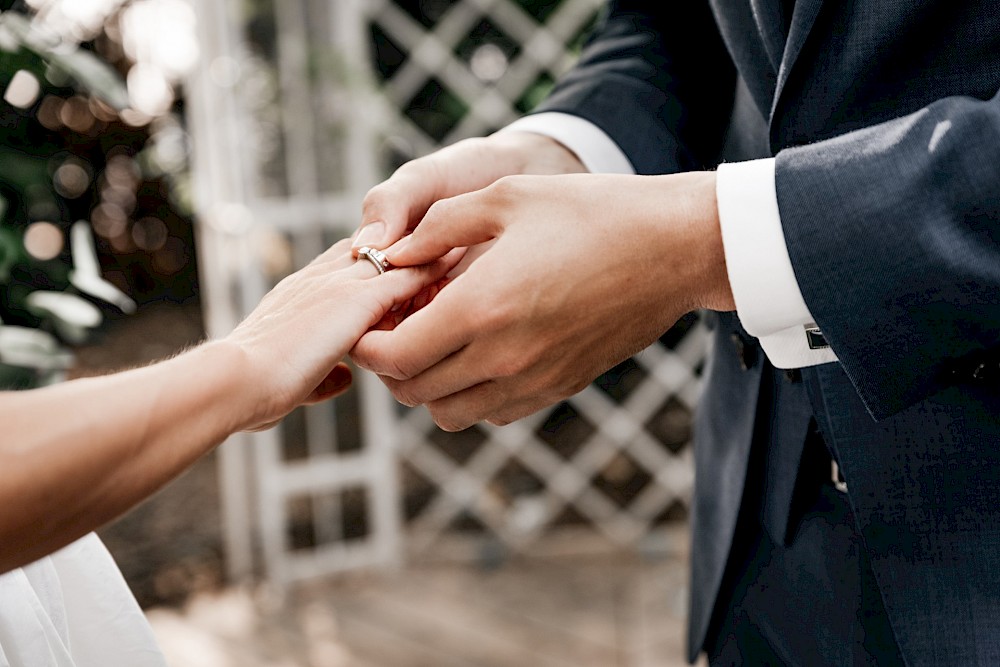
[
  {"left": 499, "top": 112, "right": 635, "bottom": 175},
  {"left": 716, "top": 159, "right": 839, "bottom": 368}
]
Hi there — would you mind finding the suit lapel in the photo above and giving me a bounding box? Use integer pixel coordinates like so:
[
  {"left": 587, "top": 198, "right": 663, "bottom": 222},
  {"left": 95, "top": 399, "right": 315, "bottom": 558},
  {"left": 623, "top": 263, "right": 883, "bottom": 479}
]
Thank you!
[
  {"left": 749, "top": 0, "right": 787, "bottom": 73},
  {"left": 770, "top": 0, "right": 825, "bottom": 119}
]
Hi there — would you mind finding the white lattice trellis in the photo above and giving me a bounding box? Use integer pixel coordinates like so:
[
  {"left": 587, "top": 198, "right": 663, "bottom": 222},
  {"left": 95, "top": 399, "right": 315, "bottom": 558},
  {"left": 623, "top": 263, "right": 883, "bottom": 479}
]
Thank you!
[
  {"left": 399, "top": 328, "right": 703, "bottom": 558},
  {"left": 187, "top": 0, "right": 708, "bottom": 586},
  {"left": 368, "top": 0, "right": 604, "bottom": 152}
]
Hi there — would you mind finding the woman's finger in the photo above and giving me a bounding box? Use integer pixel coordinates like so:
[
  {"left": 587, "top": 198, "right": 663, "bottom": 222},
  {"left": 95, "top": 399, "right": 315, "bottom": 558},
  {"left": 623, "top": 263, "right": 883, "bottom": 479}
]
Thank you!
[{"left": 304, "top": 363, "right": 353, "bottom": 404}]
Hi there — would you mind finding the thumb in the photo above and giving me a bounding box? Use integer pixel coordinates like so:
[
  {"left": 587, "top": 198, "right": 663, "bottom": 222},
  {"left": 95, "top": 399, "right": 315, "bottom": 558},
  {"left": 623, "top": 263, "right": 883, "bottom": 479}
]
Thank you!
[{"left": 354, "top": 166, "right": 444, "bottom": 253}]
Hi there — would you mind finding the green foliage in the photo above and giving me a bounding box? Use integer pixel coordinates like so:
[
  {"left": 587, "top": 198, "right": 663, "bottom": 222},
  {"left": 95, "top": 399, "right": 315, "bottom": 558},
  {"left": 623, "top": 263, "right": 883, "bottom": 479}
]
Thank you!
[{"left": 0, "top": 8, "right": 133, "bottom": 388}]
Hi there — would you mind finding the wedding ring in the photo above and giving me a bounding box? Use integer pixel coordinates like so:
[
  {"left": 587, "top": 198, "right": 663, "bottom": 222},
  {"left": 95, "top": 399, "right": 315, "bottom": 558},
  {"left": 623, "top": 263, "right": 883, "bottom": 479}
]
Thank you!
[{"left": 357, "top": 246, "right": 392, "bottom": 274}]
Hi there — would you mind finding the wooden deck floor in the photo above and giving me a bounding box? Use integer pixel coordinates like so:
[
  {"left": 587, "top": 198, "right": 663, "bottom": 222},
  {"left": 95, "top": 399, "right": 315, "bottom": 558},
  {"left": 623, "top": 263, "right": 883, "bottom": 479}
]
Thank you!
[{"left": 148, "top": 531, "right": 702, "bottom": 667}]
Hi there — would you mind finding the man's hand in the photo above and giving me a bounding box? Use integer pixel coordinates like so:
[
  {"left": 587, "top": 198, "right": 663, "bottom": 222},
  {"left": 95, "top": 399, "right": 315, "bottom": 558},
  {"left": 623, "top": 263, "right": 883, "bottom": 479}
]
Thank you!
[
  {"left": 352, "top": 132, "right": 587, "bottom": 253},
  {"left": 351, "top": 172, "right": 734, "bottom": 431}
]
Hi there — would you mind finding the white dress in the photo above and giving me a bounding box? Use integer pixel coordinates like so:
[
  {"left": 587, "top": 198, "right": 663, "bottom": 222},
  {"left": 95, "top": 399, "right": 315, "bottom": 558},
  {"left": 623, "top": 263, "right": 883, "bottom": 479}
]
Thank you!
[{"left": 0, "top": 533, "right": 167, "bottom": 667}]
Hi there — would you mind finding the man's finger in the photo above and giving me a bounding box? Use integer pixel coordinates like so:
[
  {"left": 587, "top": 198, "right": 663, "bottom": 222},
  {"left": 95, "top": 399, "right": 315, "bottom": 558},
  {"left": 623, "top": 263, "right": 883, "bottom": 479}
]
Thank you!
[
  {"left": 351, "top": 287, "right": 473, "bottom": 380},
  {"left": 380, "top": 343, "right": 493, "bottom": 406},
  {"left": 431, "top": 381, "right": 554, "bottom": 431},
  {"left": 386, "top": 189, "right": 505, "bottom": 267},
  {"left": 425, "top": 380, "right": 508, "bottom": 432},
  {"left": 357, "top": 254, "right": 457, "bottom": 314}
]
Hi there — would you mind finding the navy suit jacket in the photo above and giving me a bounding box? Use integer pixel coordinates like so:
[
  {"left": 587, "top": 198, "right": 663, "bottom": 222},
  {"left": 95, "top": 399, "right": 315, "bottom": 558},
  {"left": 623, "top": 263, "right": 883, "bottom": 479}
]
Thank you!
[{"left": 534, "top": 1, "right": 1000, "bottom": 664}]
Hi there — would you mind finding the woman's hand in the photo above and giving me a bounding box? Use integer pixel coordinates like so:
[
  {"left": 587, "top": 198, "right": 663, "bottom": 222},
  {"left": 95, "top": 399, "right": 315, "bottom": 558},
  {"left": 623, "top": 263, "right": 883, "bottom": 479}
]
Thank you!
[
  {"left": 225, "top": 238, "right": 457, "bottom": 432},
  {"left": 0, "top": 236, "right": 456, "bottom": 571}
]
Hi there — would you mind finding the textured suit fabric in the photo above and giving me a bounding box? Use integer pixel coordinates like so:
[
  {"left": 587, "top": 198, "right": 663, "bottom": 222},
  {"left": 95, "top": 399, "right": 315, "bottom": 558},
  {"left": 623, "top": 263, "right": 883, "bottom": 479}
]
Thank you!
[
  {"left": 707, "top": 436, "right": 903, "bottom": 665},
  {"left": 533, "top": 1, "right": 1000, "bottom": 665},
  {"left": 688, "top": 313, "right": 763, "bottom": 660},
  {"left": 537, "top": 2, "right": 737, "bottom": 174}
]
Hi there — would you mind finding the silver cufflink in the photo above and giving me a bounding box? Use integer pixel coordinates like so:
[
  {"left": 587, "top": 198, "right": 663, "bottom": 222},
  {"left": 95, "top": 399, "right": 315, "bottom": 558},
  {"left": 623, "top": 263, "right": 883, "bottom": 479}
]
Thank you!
[{"left": 805, "top": 325, "right": 829, "bottom": 350}]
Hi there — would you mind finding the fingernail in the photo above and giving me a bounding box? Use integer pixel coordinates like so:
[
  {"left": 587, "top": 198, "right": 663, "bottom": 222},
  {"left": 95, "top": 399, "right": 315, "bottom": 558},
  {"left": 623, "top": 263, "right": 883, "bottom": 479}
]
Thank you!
[{"left": 352, "top": 221, "right": 386, "bottom": 250}]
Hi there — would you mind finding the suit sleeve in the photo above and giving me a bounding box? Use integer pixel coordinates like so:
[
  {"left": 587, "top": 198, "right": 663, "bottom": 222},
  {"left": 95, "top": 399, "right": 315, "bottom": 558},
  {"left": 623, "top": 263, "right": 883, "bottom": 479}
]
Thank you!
[
  {"left": 777, "top": 90, "right": 1000, "bottom": 419},
  {"left": 533, "top": 0, "right": 736, "bottom": 175}
]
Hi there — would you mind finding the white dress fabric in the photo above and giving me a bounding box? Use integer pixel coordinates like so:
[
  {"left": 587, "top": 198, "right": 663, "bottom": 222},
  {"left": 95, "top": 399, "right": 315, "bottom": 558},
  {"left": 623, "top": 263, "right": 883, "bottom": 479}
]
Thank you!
[{"left": 0, "top": 533, "right": 167, "bottom": 667}]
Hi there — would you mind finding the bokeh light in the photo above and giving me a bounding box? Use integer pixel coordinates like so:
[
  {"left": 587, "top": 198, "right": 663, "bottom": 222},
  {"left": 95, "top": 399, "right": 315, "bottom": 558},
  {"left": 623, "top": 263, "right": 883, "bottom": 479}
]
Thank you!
[
  {"left": 148, "top": 116, "right": 188, "bottom": 172},
  {"left": 127, "top": 63, "right": 174, "bottom": 116},
  {"left": 4, "top": 0, "right": 201, "bottom": 384},
  {"left": 131, "top": 216, "right": 168, "bottom": 251},
  {"left": 90, "top": 202, "right": 128, "bottom": 238},
  {"left": 470, "top": 43, "right": 508, "bottom": 82},
  {"left": 101, "top": 184, "right": 137, "bottom": 215},
  {"left": 110, "top": 229, "right": 136, "bottom": 252},
  {"left": 58, "top": 95, "right": 96, "bottom": 133},
  {"left": 121, "top": 0, "right": 198, "bottom": 78},
  {"left": 120, "top": 107, "right": 152, "bottom": 127},
  {"left": 152, "top": 236, "right": 187, "bottom": 274},
  {"left": 105, "top": 153, "right": 141, "bottom": 189},
  {"left": 88, "top": 96, "right": 119, "bottom": 122},
  {"left": 26, "top": 0, "right": 128, "bottom": 41},
  {"left": 36, "top": 96, "right": 64, "bottom": 130},
  {"left": 53, "top": 160, "right": 92, "bottom": 199},
  {"left": 4, "top": 70, "right": 42, "bottom": 108},
  {"left": 23, "top": 221, "right": 64, "bottom": 261}
]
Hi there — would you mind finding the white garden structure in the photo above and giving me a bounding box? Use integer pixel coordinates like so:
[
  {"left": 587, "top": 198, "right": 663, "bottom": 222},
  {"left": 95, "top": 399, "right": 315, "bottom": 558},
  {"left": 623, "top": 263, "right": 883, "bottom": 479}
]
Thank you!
[{"left": 186, "top": 0, "right": 706, "bottom": 586}]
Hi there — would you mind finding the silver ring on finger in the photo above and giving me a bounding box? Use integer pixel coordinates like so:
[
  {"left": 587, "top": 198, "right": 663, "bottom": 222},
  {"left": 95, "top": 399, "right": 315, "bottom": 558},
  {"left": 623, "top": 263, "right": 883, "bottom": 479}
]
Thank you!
[{"left": 357, "top": 246, "right": 392, "bottom": 275}]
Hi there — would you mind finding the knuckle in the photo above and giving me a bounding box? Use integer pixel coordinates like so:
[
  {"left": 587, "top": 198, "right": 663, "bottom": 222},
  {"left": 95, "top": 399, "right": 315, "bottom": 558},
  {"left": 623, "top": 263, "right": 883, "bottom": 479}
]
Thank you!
[
  {"left": 422, "top": 197, "right": 452, "bottom": 225},
  {"left": 431, "top": 412, "right": 466, "bottom": 433},
  {"left": 491, "top": 353, "right": 527, "bottom": 379},
  {"left": 451, "top": 136, "right": 485, "bottom": 153},
  {"left": 389, "top": 383, "right": 420, "bottom": 408},
  {"left": 564, "top": 374, "right": 591, "bottom": 397},
  {"left": 429, "top": 396, "right": 479, "bottom": 432},
  {"left": 487, "top": 414, "right": 515, "bottom": 428},
  {"left": 384, "top": 356, "right": 417, "bottom": 381},
  {"left": 538, "top": 364, "right": 587, "bottom": 400},
  {"left": 394, "top": 154, "right": 432, "bottom": 179},
  {"left": 476, "top": 300, "right": 515, "bottom": 334},
  {"left": 390, "top": 157, "right": 442, "bottom": 197},
  {"left": 487, "top": 175, "right": 522, "bottom": 202},
  {"left": 361, "top": 182, "right": 390, "bottom": 215},
  {"left": 348, "top": 353, "right": 370, "bottom": 372}
]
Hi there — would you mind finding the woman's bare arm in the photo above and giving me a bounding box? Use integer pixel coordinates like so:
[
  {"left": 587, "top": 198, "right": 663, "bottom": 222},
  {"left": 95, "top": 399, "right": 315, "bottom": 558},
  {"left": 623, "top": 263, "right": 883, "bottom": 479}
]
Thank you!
[{"left": 0, "top": 239, "right": 452, "bottom": 572}]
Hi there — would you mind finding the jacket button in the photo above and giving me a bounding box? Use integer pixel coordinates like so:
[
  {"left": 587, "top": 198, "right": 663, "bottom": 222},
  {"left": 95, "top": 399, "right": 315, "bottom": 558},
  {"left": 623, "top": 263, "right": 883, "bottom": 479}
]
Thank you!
[
  {"left": 945, "top": 354, "right": 1000, "bottom": 384},
  {"left": 730, "top": 333, "right": 756, "bottom": 371},
  {"left": 783, "top": 368, "right": 802, "bottom": 383},
  {"left": 972, "top": 360, "right": 1000, "bottom": 382}
]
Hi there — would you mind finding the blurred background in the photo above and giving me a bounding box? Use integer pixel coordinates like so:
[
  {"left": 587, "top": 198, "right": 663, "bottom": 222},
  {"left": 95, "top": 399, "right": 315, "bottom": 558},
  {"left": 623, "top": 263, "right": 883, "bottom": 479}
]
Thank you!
[{"left": 0, "top": 0, "right": 708, "bottom": 664}]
